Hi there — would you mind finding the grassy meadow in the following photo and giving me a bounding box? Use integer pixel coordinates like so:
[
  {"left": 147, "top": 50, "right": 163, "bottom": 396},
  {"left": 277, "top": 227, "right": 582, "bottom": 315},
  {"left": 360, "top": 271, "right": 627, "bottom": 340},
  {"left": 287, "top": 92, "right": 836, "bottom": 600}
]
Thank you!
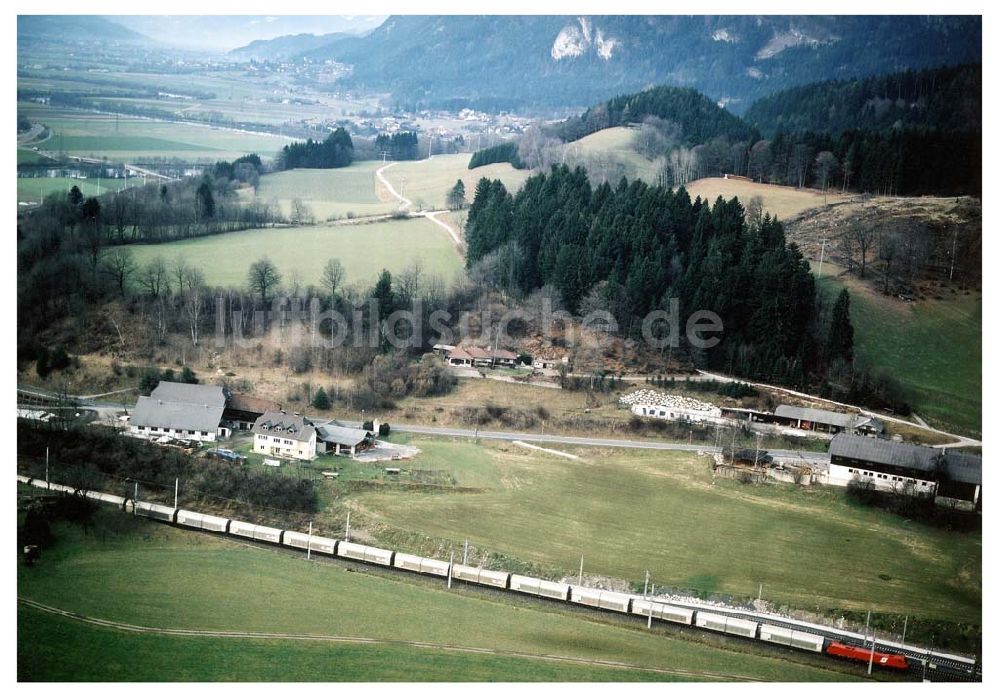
[
  {"left": 685, "top": 177, "right": 851, "bottom": 221},
  {"left": 18, "top": 102, "right": 292, "bottom": 162},
  {"left": 16, "top": 511, "right": 861, "bottom": 682},
  {"left": 254, "top": 164, "right": 398, "bottom": 220},
  {"left": 814, "top": 268, "right": 981, "bottom": 437},
  {"left": 17, "top": 176, "right": 143, "bottom": 204},
  {"left": 335, "top": 436, "right": 980, "bottom": 624},
  {"left": 565, "top": 127, "right": 660, "bottom": 183},
  {"left": 381, "top": 153, "right": 532, "bottom": 209},
  {"left": 127, "top": 217, "right": 464, "bottom": 288}
]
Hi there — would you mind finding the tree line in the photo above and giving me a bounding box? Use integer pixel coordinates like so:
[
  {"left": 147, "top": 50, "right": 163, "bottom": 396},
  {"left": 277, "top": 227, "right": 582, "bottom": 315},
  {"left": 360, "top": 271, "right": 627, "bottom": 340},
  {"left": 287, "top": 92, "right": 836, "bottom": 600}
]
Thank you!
[
  {"left": 469, "top": 141, "right": 524, "bottom": 170},
  {"left": 278, "top": 128, "right": 354, "bottom": 170},
  {"left": 463, "top": 165, "right": 907, "bottom": 410}
]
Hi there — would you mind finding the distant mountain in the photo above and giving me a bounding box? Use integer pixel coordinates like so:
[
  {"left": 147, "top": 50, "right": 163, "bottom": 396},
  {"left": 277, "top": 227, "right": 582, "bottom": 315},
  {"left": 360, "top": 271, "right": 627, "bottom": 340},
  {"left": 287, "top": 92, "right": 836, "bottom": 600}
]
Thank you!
[
  {"left": 301, "top": 15, "right": 981, "bottom": 113},
  {"left": 229, "top": 32, "right": 353, "bottom": 61},
  {"left": 17, "top": 15, "right": 147, "bottom": 43},
  {"left": 110, "top": 15, "right": 385, "bottom": 51},
  {"left": 743, "top": 64, "right": 982, "bottom": 136}
]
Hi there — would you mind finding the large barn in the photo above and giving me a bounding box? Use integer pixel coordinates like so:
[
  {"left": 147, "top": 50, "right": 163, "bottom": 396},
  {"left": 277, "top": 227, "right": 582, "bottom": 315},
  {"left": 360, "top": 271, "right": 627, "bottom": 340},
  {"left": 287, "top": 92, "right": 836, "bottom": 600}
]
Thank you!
[
  {"left": 130, "top": 382, "right": 229, "bottom": 442},
  {"left": 774, "top": 405, "right": 884, "bottom": 436},
  {"left": 828, "top": 434, "right": 981, "bottom": 509}
]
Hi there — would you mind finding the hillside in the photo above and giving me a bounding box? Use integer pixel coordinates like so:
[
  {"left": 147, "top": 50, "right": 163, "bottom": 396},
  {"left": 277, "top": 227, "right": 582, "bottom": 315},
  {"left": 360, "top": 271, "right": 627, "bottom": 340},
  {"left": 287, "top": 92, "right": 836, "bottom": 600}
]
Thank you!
[
  {"left": 299, "top": 15, "right": 981, "bottom": 111},
  {"left": 229, "top": 32, "right": 352, "bottom": 61},
  {"left": 16, "top": 15, "right": 146, "bottom": 43},
  {"left": 553, "top": 85, "right": 756, "bottom": 144},
  {"left": 744, "top": 64, "right": 982, "bottom": 136}
]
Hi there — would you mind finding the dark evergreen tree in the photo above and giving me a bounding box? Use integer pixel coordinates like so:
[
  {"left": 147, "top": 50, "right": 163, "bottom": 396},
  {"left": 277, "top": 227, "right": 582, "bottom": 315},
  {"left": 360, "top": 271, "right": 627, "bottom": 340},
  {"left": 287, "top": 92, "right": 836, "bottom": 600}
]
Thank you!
[{"left": 828, "top": 289, "right": 855, "bottom": 362}]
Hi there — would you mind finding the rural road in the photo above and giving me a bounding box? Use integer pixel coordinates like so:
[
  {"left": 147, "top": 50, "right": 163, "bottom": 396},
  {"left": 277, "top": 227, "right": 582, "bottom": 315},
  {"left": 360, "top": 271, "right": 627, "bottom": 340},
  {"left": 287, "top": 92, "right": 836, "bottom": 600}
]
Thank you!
[
  {"left": 337, "top": 419, "right": 831, "bottom": 463},
  {"left": 375, "top": 161, "right": 462, "bottom": 246}
]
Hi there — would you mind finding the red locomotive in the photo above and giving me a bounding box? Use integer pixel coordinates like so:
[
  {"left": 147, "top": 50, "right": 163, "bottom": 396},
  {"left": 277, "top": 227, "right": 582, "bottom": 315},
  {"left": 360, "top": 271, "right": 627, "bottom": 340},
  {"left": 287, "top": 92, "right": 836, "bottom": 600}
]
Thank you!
[{"left": 826, "top": 641, "right": 909, "bottom": 670}]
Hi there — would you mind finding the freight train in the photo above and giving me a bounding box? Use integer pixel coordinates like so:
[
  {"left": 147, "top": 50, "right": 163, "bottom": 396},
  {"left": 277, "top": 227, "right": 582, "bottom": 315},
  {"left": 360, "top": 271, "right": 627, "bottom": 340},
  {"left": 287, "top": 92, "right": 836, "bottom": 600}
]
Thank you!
[{"left": 20, "top": 477, "right": 922, "bottom": 672}]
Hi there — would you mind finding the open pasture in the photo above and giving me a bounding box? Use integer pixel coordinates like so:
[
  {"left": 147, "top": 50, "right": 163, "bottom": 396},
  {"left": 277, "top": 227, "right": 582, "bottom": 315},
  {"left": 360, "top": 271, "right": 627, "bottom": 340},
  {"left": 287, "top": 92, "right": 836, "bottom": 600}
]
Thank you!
[
  {"left": 381, "top": 153, "right": 532, "bottom": 210},
  {"left": 343, "top": 437, "right": 980, "bottom": 624},
  {"left": 127, "top": 217, "right": 464, "bottom": 289},
  {"left": 16, "top": 511, "right": 857, "bottom": 682},
  {"left": 17, "top": 176, "right": 143, "bottom": 204},
  {"left": 17, "top": 102, "right": 292, "bottom": 162},
  {"left": 564, "top": 126, "right": 660, "bottom": 183},
  {"left": 255, "top": 164, "right": 398, "bottom": 220},
  {"left": 814, "top": 267, "right": 981, "bottom": 437},
  {"left": 685, "top": 177, "right": 850, "bottom": 220}
]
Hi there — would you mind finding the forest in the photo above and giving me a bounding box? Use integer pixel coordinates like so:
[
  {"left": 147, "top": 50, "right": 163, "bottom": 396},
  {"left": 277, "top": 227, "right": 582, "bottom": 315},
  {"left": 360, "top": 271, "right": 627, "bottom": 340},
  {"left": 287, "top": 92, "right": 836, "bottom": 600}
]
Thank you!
[
  {"left": 467, "top": 166, "right": 841, "bottom": 387},
  {"left": 277, "top": 128, "right": 354, "bottom": 170}
]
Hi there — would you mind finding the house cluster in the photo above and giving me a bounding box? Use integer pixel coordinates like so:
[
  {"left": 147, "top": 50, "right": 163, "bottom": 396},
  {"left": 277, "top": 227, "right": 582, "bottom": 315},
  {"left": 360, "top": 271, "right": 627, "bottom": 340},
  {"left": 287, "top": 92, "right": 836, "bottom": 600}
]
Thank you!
[
  {"left": 439, "top": 344, "right": 520, "bottom": 369},
  {"left": 128, "top": 381, "right": 376, "bottom": 461},
  {"left": 826, "top": 434, "right": 981, "bottom": 510}
]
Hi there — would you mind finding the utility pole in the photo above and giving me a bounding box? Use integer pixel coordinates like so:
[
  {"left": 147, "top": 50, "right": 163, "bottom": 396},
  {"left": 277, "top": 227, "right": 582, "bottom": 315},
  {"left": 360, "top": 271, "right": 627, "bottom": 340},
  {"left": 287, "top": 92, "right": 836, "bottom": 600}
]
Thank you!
[
  {"left": 818, "top": 238, "right": 828, "bottom": 278},
  {"left": 754, "top": 432, "right": 762, "bottom": 470},
  {"left": 133, "top": 482, "right": 138, "bottom": 515},
  {"left": 174, "top": 478, "right": 179, "bottom": 508},
  {"left": 462, "top": 539, "right": 468, "bottom": 565},
  {"left": 578, "top": 555, "right": 584, "bottom": 586},
  {"left": 758, "top": 583, "right": 763, "bottom": 601},
  {"left": 864, "top": 610, "right": 874, "bottom": 676},
  {"left": 307, "top": 521, "right": 313, "bottom": 561},
  {"left": 45, "top": 447, "right": 49, "bottom": 489},
  {"left": 643, "top": 570, "right": 649, "bottom": 598},
  {"left": 448, "top": 550, "right": 454, "bottom": 589},
  {"left": 345, "top": 511, "right": 350, "bottom": 541},
  {"left": 949, "top": 228, "right": 959, "bottom": 282},
  {"left": 901, "top": 615, "right": 908, "bottom": 648}
]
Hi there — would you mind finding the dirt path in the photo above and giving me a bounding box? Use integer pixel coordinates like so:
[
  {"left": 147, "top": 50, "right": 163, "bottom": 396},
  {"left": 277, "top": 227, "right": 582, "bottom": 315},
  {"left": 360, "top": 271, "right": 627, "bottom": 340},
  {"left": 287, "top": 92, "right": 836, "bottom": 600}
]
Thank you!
[
  {"left": 375, "top": 161, "right": 463, "bottom": 247},
  {"left": 17, "top": 596, "right": 761, "bottom": 681}
]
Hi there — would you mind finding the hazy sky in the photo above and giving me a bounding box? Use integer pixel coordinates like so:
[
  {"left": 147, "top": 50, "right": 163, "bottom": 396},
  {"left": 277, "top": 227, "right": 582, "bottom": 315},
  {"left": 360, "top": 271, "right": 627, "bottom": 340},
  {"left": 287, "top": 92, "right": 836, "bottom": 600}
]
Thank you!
[{"left": 110, "top": 15, "right": 387, "bottom": 51}]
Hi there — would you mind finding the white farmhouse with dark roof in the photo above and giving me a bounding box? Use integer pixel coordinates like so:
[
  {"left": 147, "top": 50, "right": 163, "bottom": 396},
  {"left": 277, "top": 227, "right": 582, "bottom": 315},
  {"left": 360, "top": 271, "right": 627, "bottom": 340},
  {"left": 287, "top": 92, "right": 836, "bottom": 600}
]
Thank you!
[
  {"left": 129, "top": 382, "right": 229, "bottom": 442},
  {"left": 252, "top": 411, "right": 317, "bottom": 461}
]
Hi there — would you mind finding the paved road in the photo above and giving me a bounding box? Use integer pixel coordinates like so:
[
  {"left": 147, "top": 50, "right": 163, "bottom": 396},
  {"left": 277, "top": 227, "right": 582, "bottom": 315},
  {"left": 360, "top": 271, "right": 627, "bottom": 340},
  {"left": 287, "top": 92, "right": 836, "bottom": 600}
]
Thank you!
[{"left": 337, "top": 419, "right": 831, "bottom": 462}]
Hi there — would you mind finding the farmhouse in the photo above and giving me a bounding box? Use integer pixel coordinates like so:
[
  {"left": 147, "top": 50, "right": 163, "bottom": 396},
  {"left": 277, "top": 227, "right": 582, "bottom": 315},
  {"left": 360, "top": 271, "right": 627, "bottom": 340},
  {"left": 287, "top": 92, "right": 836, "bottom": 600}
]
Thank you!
[
  {"left": 828, "top": 434, "right": 981, "bottom": 509},
  {"left": 446, "top": 345, "right": 519, "bottom": 368},
  {"left": 129, "top": 382, "right": 229, "bottom": 442},
  {"left": 773, "top": 405, "right": 884, "bottom": 436},
  {"left": 252, "top": 411, "right": 317, "bottom": 461}
]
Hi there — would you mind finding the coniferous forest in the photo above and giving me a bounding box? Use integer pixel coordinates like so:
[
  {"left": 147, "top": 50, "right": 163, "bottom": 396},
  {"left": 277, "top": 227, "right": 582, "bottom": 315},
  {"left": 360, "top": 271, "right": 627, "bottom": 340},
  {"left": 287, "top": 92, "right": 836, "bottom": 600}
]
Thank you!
[{"left": 465, "top": 165, "right": 821, "bottom": 386}]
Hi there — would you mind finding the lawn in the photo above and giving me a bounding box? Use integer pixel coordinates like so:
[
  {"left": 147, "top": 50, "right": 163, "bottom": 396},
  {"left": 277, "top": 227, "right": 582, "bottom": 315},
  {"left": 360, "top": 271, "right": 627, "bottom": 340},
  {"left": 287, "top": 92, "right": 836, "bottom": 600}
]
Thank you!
[
  {"left": 16, "top": 513, "right": 859, "bottom": 682},
  {"left": 814, "top": 268, "right": 981, "bottom": 437},
  {"left": 127, "top": 217, "right": 464, "bottom": 289},
  {"left": 381, "top": 153, "right": 532, "bottom": 210},
  {"left": 17, "top": 102, "right": 292, "bottom": 162},
  {"left": 17, "top": 176, "right": 143, "bottom": 204},
  {"left": 255, "top": 164, "right": 398, "bottom": 221},
  {"left": 339, "top": 438, "right": 980, "bottom": 624}
]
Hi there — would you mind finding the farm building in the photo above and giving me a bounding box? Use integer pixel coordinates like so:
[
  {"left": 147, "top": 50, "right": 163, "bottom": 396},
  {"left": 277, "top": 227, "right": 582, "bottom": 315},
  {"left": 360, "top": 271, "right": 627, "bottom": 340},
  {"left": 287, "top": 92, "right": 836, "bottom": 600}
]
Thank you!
[
  {"left": 252, "top": 411, "right": 317, "bottom": 461},
  {"left": 223, "top": 392, "right": 282, "bottom": 431},
  {"left": 828, "top": 434, "right": 981, "bottom": 509},
  {"left": 315, "top": 422, "right": 376, "bottom": 456},
  {"left": 446, "top": 345, "right": 518, "bottom": 368},
  {"left": 620, "top": 390, "right": 724, "bottom": 424},
  {"left": 773, "top": 405, "right": 884, "bottom": 436},
  {"left": 129, "top": 382, "right": 229, "bottom": 442}
]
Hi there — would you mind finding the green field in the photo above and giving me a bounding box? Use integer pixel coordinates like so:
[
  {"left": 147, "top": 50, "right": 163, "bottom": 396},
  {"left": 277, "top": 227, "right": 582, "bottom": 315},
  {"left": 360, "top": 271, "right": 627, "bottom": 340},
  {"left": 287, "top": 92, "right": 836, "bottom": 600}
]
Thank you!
[
  {"left": 382, "top": 153, "right": 532, "bottom": 210},
  {"left": 17, "top": 102, "right": 292, "bottom": 162},
  {"left": 17, "top": 176, "right": 143, "bottom": 204},
  {"left": 127, "top": 217, "right": 464, "bottom": 288},
  {"left": 564, "top": 127, "right": 660, "bottom": 184},
  {"left": 17, "top": 148, "right": 51, "bottom": 164},
  {"left": 815, "top": 270, "right": 982, "bottom": 437},
  {"left": 17, "top": 513, "right": 860, "bottom": 682},
  {"left": 335, "top": 437, "right": 980, "bottom": 624},
  {"left": 255, "top": 164, "right": 398, "bottom": 220}
]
